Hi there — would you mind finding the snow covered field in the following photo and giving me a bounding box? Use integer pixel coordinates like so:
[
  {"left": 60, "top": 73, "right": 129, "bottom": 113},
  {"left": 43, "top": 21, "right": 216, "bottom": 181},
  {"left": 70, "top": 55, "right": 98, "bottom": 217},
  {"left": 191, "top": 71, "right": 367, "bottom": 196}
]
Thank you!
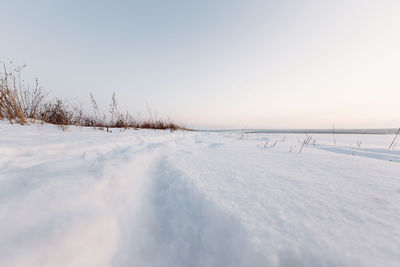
[{"left": 1, "top": 121, "right": 399, "bottom": 267}]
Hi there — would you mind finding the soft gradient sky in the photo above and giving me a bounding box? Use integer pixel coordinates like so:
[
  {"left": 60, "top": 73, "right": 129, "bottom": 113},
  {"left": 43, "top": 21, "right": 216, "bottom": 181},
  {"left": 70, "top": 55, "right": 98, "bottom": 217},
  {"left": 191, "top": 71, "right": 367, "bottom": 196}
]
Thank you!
[{"left": 1, "top": 0, "right": 399, "bottom": 129}]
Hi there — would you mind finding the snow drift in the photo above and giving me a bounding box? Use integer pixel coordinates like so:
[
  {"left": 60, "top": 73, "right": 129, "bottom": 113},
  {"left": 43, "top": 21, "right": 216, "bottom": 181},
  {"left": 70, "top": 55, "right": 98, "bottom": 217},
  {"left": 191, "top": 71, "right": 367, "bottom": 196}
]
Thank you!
[{"left": 0, "top": 121, "right": 399, "bottom": 267}]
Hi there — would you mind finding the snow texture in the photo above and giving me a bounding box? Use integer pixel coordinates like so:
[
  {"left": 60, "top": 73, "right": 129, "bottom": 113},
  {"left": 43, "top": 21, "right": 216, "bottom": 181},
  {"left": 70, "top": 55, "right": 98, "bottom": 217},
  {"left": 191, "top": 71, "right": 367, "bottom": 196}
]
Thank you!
[{"left": 0, "top": 121, "right": 399, "bottom": 267}]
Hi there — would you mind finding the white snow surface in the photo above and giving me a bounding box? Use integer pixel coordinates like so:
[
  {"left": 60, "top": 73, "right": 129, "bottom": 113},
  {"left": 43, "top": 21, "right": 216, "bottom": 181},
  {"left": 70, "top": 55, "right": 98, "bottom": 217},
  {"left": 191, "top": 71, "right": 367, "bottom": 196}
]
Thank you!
[{"left": 0, "top": 121, "right": 399, "bottom": 267}]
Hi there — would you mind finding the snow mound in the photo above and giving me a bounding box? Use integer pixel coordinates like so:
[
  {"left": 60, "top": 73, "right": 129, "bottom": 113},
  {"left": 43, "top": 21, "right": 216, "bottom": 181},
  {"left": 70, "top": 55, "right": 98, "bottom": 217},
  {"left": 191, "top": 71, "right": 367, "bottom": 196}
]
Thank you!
[{"left": 112, "top": 156, "right": 266, "bottom": 267}]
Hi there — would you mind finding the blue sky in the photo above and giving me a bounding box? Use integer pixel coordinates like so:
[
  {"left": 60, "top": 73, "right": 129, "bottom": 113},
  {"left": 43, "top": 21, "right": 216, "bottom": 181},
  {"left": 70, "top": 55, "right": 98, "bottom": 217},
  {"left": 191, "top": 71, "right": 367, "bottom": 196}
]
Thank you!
[{"left": 1, "top": 0, "right": 399, "bottom": 129}]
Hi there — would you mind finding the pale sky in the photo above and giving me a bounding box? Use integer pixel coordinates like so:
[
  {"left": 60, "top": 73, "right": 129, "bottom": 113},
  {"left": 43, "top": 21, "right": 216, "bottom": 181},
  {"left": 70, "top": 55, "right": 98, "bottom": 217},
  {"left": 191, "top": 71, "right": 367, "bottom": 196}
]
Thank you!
[{"left": 1, "top": 0, "right": 399, "bottom": 129}]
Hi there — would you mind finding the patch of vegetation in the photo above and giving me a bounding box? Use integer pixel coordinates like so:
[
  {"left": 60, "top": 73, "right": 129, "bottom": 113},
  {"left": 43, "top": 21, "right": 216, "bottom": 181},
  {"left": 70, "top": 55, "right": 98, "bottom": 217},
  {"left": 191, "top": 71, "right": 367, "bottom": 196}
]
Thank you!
[{"left": 0, "top": 62, "right": 186, "bottom": 131}]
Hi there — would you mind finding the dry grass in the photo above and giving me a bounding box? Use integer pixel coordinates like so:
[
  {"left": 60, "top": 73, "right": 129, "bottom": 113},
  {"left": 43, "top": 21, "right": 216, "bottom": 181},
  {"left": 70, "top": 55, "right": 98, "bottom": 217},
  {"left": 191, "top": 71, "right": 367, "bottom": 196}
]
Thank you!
[
  {"left": 298, "top": 134, "right": 312, "bottom": 154},
  {"left": 0, "top": 63, "right": 26, "bottom": 124},
  {"left": 388, "top": 128, "right": 400, "bottom": 150},
  {"left": 0, "top": 62, "right": 187, "bottom": 131}
]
